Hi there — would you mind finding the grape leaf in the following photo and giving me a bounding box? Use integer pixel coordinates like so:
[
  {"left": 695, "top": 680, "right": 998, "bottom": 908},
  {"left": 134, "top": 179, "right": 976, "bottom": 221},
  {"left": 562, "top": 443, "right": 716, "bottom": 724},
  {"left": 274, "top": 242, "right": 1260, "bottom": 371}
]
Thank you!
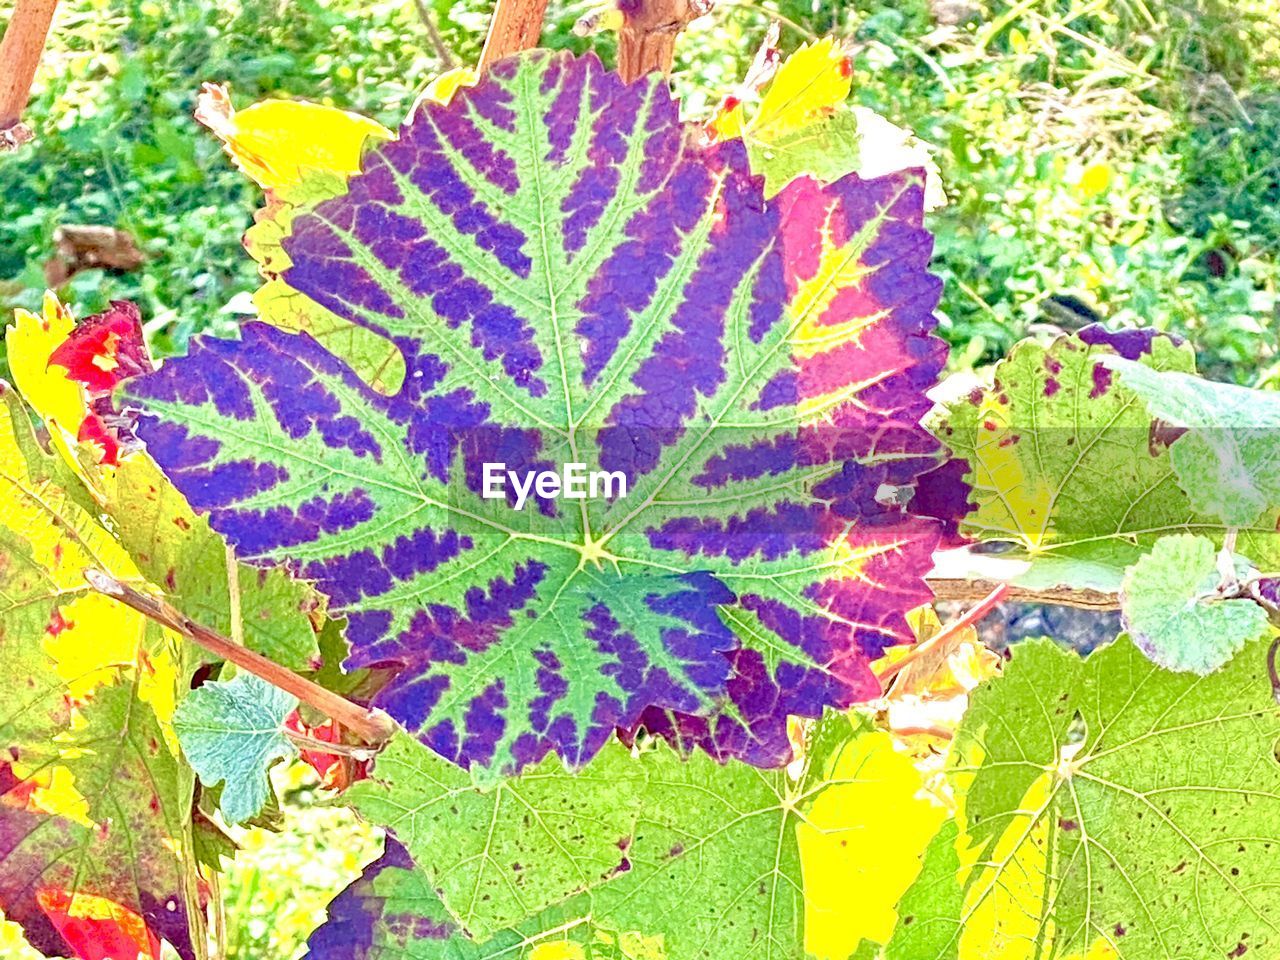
[
  {"left": 795, "top": 722, "right": 948, "bottom": 957},
  {"left": 341, "top": 734, "right": 645, "bottom": 939},
  {"left": 306, "top": 711, "right": 914, "bottom": 958},
  {"left": 749, "top": 109, "right": 862, "bottom": 196},
  {"left": 173, "top": 672, "right": 299, "bottom": 824},
  {"left": 6, "top": 296, "right": 320, "bottom": 670},
  {"left": 937, "top": 634, "right": 1280, "bottom": 959},
  {"left": 346, "top": 716, "right": 945, "bottom": 946},
  {"left": 938, "top": 327, "right": 1280, "bottom": 591},
  {"left": 711, "top": 36, "right": 852, "bottom": 144},
  {"left": 10, "top": 295, "right": 152, "bottom": 467},
  {"left": 1100, "top": 354, "right": 1280, "bottom": 527},
  {"left": 103, "top": 452, "right": 322, "bottom": 670},
  {"left": 7, "top": 293, "right": 98, "bottom": 467},
  {"left": 0, "top": 684, "right": 197, "bottom": 960},
  {"left": 0, "top": 381, "right": 167, "bottom": 731},
  {"left": 245, "top": 173, "right": 407, "bottom": 396},
  {"left": 1120, "top": 534, "right": 1271, "bottom": 673},
  {"left": 709, "top": 37, "right": 941, "bottom": 203},
  {"left": 0, "top": 386, "right": 199, "bottom": 959},
  {"left": 883, "top": 821, "right": 963, "bottom": 960},
  {"left": 126, "top": 51, "right": 946, "bottom": 774},
  {"left": 194, "top": 81, "right": 392, "bottom": 191},
  {"left": 199, "top": 74, "right": 483, "bottom": 395}
]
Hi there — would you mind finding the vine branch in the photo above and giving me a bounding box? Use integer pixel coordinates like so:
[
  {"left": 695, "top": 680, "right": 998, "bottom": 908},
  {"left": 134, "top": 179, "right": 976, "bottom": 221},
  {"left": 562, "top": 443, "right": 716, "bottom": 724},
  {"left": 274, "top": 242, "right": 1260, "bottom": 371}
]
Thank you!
[
  {"left": 0, "top": 0, "right": 57, "bottom": 148},
  {"left": 85, "top": 569, "right": 397, "bottom": 747},
  {"left": 877, "top": 582, "right": 1009, "bottom": 689},
  {"left": 477, "top": 0, "right": 549, "bottom": 75},
  {"left": 616, "top": 0, "right": 711, "bottom": 83},
  {"left": 928, "top": 576, "right": 1119, "bottom": 610}
]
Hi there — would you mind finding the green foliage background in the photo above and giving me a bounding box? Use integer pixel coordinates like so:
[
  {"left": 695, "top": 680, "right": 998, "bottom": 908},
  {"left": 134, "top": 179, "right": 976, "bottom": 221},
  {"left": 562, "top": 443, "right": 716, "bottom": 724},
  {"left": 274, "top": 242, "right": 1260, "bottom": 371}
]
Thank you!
[{"left": 3, "top": 0, "right": 1279, "bottom": 382}]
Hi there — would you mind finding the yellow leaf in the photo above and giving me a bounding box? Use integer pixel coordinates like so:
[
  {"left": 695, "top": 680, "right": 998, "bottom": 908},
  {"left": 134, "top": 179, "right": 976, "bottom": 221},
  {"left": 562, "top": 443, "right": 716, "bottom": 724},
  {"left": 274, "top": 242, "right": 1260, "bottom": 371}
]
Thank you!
[
  {"left": 42, "top": 592, "right": 146, "bottom": 699},
  {"left": 0, "top": 388, "right": 181, "bottom": 745},
  {"left": 6, "top": 293, "right": 143, "bottom": 482},
  {"left": 417, "top": 67, "right": 479, "bottom": 109},
  {"left": 7, "top": 293, "right": 83, "bottom": 434},
  {"left": 968, "top": 391, "right": 1055, "bottom": 552},
  {"left": 195, "top": 83, "right": 392, "bottom": 191},
  {"left": 3, "top": 763, "right": 94, "bottom": 828},
  {"left": 752, "top": 37, "right": 851, "bottom": 144},
  {"left": 708, "top": 101, "right": 746, "bottom": 141},
  {"left": 952, "top": 742, "right": 1057, "bottom": 960},
  {"left": 798, "top": 726, "right": 948, "bottom": 957},
  {"left": 6, "top": 294, "right": 90, "bottom": 473},
  {"left": 528, "top": 943, "right": 586, "bottom": 960}
]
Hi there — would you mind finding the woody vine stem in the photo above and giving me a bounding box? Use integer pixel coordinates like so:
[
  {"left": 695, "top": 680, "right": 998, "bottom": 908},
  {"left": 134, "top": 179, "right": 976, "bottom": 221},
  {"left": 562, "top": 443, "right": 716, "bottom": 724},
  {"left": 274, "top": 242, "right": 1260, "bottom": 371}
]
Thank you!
[{"left": 0, "top": 0, "right": 58, "bottom": 148}]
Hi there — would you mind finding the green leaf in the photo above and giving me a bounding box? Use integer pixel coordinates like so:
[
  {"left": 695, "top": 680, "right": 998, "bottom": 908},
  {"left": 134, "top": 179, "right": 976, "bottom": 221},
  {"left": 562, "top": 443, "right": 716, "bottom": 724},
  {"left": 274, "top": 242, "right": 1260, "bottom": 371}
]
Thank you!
[
  {"left": 884, "top": 821, "right": 962, "bottom": 960},
  {"left": 244, "top": 174, "right": 406, "bottom": 395},
  {"left": 940, "top": 634, "right": 1280, "bottom": 959},
  {"left": 173, "top": 672, "right": 298, "bottom": 824},
  {"left": 0, "top": 385, "right": 199, "bottom": 957},
  {"left": 1120, "top": 534, "right": 1271, "bottom": 673},
  {"left": 343, "top": 734, "right": 646, "bottom": 940},
  {"left": 0, "top": 682, "right": 198, "bottom": 960},
  {"left": 127, "top": 50, "right": 946, "bottom": 776},
  {"left": 1100, "top": 355, "right": 1280, "bottom": 527},
  {"left": 314, "top": 712, "right": 889, "bottom": 957},
  {"left": 105, "top": 453, "right": 322, "bottom": 671},
  {"left": 938, "top": 330, "right": 1280, "bottom": 591},
  {"left": 748, "top": 108, "right": 862, "bottom": 195}
]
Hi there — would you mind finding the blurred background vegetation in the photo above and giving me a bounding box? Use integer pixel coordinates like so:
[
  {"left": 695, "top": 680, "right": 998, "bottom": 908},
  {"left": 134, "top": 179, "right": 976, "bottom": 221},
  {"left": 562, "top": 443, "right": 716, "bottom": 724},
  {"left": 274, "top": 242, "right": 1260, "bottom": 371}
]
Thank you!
[
  {"left": 1, "top": 0, "right": 1279, "bottom": 956},
  {"left": 2, "top": 0, "right": 1279, "bottom": 383}
]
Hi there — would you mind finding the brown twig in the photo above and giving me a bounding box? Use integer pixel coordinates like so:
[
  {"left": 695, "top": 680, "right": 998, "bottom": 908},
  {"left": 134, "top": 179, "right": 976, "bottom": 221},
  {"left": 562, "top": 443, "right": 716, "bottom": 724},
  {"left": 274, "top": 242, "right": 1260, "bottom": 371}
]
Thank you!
[
  {"left": 616, "top": 0, "right": 711, "bottom": 83},
  {"left": 85, "top": 569, "right": 397, "bottom": 746},
  {"left": 877, "top": 582, "right": 1009, "bottom": 689},
  {"left": 410, "top": 0, "right": 456, "bottom": 69},
  {"left": 283, "top": 728, "right": 377, "bottom": 760},
  {"left": 0, "top": 0, "right": 58, "bottom": 148},
  {"left": 927, "top": 576, "right": 1119, "bottom": 610},
  {"left": 477, "top": 0, "right": 549, "bottom": 75}
]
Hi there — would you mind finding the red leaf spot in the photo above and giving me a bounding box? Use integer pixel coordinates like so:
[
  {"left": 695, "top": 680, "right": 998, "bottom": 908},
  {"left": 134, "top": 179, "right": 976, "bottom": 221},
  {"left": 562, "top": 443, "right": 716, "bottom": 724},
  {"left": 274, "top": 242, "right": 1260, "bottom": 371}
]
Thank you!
[{"left": 46, "top": 610, "right": 71, "bottom": 637}]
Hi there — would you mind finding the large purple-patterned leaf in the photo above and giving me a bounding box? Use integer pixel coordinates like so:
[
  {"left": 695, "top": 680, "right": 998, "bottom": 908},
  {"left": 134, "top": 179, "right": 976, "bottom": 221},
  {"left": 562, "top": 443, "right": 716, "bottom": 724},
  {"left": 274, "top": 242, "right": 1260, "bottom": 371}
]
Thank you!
[{"left": 125, "top": 51, "right": 945, "bottom": 773}]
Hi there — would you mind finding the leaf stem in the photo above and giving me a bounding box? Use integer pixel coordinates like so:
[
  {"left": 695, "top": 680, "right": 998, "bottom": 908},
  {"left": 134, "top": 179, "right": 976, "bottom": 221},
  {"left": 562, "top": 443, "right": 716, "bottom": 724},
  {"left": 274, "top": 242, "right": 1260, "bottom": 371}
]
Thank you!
[
  {"left": 85, "top": 569, "right": 397, "bottom": 747},
  {"left": 877, "top": 582, "right": 1009, "bottom": 689}
]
